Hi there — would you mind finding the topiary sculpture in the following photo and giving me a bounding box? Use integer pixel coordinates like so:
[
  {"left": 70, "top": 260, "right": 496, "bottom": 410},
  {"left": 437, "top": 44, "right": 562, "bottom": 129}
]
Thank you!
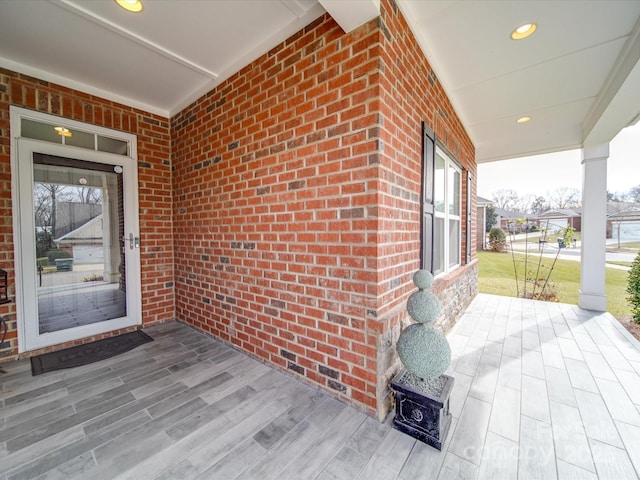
[
  {"left": 396, "top": 270, "right": 451, "bottom": 379},
  {"left": 391, "top": 269, "right": 454, "bottom": 450}
]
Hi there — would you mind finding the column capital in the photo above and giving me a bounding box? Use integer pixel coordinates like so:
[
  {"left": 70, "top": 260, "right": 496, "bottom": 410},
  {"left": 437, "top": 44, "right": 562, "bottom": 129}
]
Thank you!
[{"left": 582, "top": 143, "right": 609, "bottom": 162}]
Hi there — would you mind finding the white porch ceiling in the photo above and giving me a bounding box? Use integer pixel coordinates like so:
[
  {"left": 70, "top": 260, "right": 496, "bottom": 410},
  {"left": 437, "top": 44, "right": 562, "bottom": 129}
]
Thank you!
[
  {"left": 396, "top": 0, "right": 640, "bottom": 162},
  {"left": 0, "top": 0, "right": 639, "bottom": 164}
]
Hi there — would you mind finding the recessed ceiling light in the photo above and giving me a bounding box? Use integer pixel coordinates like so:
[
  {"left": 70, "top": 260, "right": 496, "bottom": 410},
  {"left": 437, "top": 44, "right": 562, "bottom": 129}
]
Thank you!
[
  {"left": 54, "top": 126, "right": 72, "bottom": 137},
  {"left": 115, "top": 0, "right": 143, "bottom": 13},
  {"left": 516, "top": 116, "right": 532, "bottom": 124},
  {"left": 511, "top": 23, "right": 537, "bottom": 40}
]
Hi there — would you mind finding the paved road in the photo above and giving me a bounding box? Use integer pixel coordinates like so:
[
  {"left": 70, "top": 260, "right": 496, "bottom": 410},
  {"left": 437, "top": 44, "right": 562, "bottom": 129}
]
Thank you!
[{"left": 507, "top": 236, "right": 637, "bottom": 270}]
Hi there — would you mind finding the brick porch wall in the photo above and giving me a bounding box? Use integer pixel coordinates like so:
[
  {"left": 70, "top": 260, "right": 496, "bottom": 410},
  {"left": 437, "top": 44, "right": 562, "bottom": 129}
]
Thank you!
[
  {"left": 172, "top": 0, "right": 476, "bottom": 418},
  {"left": 171, "top": 13, "right": 383, "bottom": 414},
  {"left": 0, "top": 70, "right": 174, "bottom": 360}
]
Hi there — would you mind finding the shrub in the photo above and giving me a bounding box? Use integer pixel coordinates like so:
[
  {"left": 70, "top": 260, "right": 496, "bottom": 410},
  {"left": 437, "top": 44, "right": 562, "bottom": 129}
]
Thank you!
[
  {"left": 488, "top": 227, "right": 507, "bottom": 252},
  {"left": 46, "top": 249, "right": 72, "bottom": 262},
  {"left": 562, "top": 226, "right": 575, "bottom": 244},
  {"left": 36, "top": 257, "right": 49, "bottom": 267},
  {"left": 523, "top": 273, "right": 559, "bottom": 302},
  {"left": 627, "top": 252, "right": 640, "bottom": 323}
]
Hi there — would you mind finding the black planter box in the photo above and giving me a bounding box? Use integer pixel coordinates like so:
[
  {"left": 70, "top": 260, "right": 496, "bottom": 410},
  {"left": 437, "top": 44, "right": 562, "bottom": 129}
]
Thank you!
[{"left": 390, "top": 369, "right": 454, "bottom": 450}]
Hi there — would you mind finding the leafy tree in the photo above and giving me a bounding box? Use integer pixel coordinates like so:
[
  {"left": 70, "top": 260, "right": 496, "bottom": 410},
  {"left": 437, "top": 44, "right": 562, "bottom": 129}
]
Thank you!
[
  {"left": 530, "top": 196, "right": 547, "bottom": 214},
  {"left": 628, "top": 252, "right": 640, "bottom": 323},
  {"left": 488, "top": 227, "right": 507, "bottom": 252},
  {"left": 485, "top": 204, "right": 498, "bottom": 232},
  {"left": 35, "top": 229, "right": 53, "bottom": 260}
]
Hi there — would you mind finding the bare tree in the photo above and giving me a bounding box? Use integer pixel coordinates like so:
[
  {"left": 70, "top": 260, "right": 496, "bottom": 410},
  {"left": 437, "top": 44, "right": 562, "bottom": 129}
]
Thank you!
[
  {"left": 516, "top": 193, "right": 537, "bottom": 214},
  {"left": 629, "top": 185, "right": 640, "bottom": 203},
  {"left": 33, "top": 183, "right": 73, "bottom": 257},
  {"left": 491, "top": 189, "right": 519, "bottom": 210},
  {"left": 34, "top": 184, "right": 53, "bottom": 229},
  {"left": 547, "top": 187, "right": 581, "bottom": 209},
  {"left": 33, "top": 184, "right": 73, "bottom": 234},
  {"left": 75, "top": 187, "right": 102, "bottom": 204}
]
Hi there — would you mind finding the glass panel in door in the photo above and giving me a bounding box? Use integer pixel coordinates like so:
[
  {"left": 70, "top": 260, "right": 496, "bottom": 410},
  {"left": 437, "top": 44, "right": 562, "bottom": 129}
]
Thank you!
[
  {"left": 33, "top": 153, "right": 127, "bottom": 334},
  {"left": 16, "top": 137, "right": 141, "bottom": 352}
]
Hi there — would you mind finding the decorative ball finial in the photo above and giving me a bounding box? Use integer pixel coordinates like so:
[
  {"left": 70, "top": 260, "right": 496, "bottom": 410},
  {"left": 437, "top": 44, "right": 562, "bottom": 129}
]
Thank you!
[
  {"left": 413, "top": 269, "right": 434, "bottom": 289},
  {"left": 396, "top": 324, "right": 451, "bottom": 378}
]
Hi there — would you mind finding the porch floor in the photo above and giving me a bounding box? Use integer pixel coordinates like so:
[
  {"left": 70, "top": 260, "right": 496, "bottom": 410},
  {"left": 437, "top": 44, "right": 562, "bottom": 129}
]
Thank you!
[{"left": 2, "top": 293, "right": 640, "bottom": 479}]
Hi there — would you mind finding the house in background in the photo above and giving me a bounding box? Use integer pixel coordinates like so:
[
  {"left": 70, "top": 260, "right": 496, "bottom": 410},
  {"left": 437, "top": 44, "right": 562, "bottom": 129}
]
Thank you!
[
  {"left": 54, "top": 202, "right": 103, "bottom": 240},
  {"left": 54, "top": 214, "right": 104, "bottom": 265},
  {"left": 476, "top": 196, "right": 492, "bottom": 250},
  {"left": 537, "top": 208, "right": 582, "bottom": 233},
  {"left": 494, "top": 208, "right": 536, "bottom": 234},
  {"left": 0, "top": 0, "right": 639, "bottom": 419},
  {"left": 609, "top": 205, "right": 640, "bottom": 242}
]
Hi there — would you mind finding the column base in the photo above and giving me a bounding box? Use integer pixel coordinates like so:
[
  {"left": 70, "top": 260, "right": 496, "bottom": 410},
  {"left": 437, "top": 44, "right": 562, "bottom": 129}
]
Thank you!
[{"left": 578, "top": 291, "right": 607, "bottom": 311}]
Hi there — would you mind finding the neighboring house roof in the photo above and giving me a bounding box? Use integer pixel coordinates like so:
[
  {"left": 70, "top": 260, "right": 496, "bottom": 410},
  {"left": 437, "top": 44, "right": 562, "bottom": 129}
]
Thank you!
[
  {"left": 493, "top": 208, "right": 529, "bottom": 220},
  {"left": 477, "top": 196, "right": 493, "bottom": 206},
  {"left": 609, "top": 206, "right": 640, "bottom": 220},
  {"left": 538, "top": 208, "right": 581, "bottom": 218},
  {"left": 54, "top": 202, "right": 103, "bottom": 239},
  {"left": 607, "top": 202, "right": 639, "bottom": 215},
  {"left": 54, "top": 214, "right": 103, "bottom": 245}
]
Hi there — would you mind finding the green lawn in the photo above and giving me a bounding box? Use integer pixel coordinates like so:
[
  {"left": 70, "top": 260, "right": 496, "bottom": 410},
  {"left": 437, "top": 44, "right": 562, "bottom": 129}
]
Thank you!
[
  {"left": 607, "top": 241, "right": 640, "bottom": 253},
  {"left": 477, "top": 250, "right": 631, "bottom": 319},
  {"left": 508, "top": 231, "right": 582, "bottom": 244}
]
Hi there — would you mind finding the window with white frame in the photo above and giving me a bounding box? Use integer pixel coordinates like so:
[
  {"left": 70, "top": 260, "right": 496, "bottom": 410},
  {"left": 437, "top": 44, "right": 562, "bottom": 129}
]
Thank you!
[
  {"left": 432, "top": 147, "right": 461, "bottom": 276},
  {"left": 420, "top": 122, "right": 465, "bottom": 277}
]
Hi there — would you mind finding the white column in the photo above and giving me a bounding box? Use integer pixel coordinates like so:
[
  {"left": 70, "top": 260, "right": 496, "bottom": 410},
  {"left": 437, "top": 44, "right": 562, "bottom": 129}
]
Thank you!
[
  {"left": 102, "top": 180, "right": 121, "bottom": 284},
  {"left": 579, "top": 143, "right": 609, "bottom": 311}
]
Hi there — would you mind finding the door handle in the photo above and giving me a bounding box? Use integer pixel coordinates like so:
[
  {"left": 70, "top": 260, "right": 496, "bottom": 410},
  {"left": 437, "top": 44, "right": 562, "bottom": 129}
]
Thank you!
[{"left": 128, "top": 233, "right": 141, "bottom": 249}]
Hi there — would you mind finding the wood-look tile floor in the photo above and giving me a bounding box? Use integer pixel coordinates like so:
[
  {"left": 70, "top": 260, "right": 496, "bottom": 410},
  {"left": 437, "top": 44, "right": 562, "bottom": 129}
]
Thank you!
[{"left": 2, "top": 294, "right": 640, "bottom": 479}]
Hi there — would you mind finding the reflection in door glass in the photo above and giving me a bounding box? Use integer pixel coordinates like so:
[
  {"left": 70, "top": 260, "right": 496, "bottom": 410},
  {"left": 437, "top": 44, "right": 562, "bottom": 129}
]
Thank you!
[{"left": 33, "top": 154, "right": 127, "bottom": 334}]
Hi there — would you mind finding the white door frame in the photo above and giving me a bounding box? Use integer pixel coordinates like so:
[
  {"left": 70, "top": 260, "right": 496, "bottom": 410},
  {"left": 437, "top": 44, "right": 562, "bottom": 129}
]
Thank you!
[{"left": 10, "top": 107, "right": 142, "bottom": 352}]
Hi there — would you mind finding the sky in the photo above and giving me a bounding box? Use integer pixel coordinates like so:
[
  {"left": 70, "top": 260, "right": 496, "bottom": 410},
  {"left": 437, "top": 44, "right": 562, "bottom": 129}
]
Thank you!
[{"left": 477, "top": 122, "right": 640, "bottom": 200}]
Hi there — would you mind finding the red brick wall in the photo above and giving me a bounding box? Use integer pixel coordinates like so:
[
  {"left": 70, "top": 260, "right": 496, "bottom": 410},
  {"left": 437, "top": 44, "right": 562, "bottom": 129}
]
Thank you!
[
  {"left": 0, "top": 69, "right": 174, "bottom": 359},
  {"left": 373, "top": 0, "right": 476, "bottom": 416},
  {"left": 172, "top": 0, "right": 475, "bottom": 417},
  {"left": 172, "top": 14, "right": 383, "bottom": 414},
  {"left": 376, "top": 0, "right": 476, "bottom": 299}
]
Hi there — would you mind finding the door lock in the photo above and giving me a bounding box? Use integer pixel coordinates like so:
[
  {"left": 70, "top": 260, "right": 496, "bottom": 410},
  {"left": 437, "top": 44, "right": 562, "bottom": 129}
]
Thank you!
[{"left": 128, "top": 233, "right": 140, "bottom": 249}]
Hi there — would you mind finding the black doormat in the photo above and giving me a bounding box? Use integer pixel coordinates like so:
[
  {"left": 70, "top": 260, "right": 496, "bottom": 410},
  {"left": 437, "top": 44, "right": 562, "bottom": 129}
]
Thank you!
[{"left": 30, "top": 330, "right": 153, "bottom": 376}]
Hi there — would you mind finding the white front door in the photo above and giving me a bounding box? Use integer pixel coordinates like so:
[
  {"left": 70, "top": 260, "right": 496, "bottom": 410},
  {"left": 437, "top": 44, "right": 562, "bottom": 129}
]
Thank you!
[{"left": 11, "top": 111, "right": 141, "bottom": 352}]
